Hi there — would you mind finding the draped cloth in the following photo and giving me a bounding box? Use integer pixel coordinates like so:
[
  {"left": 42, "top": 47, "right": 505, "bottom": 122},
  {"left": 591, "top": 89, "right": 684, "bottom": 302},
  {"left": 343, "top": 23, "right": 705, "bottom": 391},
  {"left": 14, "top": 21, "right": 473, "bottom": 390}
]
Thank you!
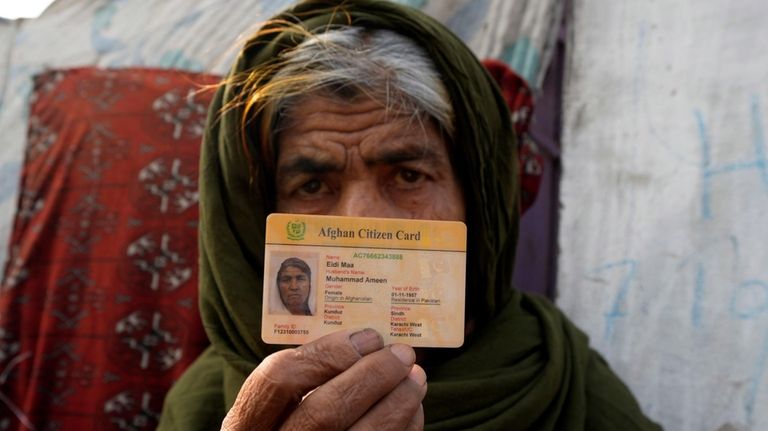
[
  {"left": 0, "top": 68, "right": 212, "bottom": 431},
  {"left": 158, "top": 0, "right": 662, "bottom": 429}
]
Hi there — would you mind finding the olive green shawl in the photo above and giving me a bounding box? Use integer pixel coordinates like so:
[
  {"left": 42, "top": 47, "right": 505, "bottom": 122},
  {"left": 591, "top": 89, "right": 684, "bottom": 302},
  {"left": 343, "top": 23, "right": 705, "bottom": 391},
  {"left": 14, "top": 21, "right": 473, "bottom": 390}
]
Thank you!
[{"left": 158, "top": 1, "right": 661, "bottom": 429}]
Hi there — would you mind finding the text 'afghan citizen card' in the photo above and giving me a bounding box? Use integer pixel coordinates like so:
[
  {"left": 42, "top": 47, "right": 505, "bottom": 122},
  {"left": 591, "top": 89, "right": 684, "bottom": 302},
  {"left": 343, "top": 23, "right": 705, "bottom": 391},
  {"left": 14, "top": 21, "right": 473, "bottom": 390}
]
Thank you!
[{"left": 262, "top": 213, "right": 467, "bottom": 347}]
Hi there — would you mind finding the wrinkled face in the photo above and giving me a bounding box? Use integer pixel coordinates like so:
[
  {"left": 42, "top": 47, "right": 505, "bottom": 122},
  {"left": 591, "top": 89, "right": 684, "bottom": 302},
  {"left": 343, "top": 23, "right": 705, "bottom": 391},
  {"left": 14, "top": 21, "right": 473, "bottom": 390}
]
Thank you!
[
  {"left": 277, "top": 266, "right": 311, "bottom": 314},
  {"left": 275, "top": 94, "right": 465, "bottom": 220}
]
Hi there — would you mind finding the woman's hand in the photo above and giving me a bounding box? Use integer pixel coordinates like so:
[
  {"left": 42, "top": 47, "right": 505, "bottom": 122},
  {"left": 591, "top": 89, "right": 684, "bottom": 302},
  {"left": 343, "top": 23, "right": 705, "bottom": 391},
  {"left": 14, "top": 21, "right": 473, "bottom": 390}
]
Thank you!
[{"left": 221, "top": 328, "right": 427, "bottom": 430}]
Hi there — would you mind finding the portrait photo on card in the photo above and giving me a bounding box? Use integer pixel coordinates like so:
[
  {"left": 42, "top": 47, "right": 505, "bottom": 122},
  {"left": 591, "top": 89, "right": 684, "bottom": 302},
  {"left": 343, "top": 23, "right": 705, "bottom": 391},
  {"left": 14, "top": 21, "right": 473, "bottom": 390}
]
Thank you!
[{"left": 266, "top": 252, "right": 318, "bottom": 316}]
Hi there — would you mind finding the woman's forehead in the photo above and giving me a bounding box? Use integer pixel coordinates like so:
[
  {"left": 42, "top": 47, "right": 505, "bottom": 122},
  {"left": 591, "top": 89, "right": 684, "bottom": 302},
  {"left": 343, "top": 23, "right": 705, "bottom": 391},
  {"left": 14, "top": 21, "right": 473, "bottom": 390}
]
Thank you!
[
  {"left": 279, "top": 265, "right": 308, "bottom": 275},
  {"left": 282, "top": 265, "right": 305, "bottom": 271},
  {"left": 276, "top": 95, "right": 449, "bottom": 167}
]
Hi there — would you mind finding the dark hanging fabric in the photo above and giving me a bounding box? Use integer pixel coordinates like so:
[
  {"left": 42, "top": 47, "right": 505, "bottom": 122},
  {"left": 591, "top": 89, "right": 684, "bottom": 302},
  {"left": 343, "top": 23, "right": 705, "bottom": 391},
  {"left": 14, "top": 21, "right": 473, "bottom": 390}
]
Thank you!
[{"left": 158, "top": 1, "right": 662, "bottom": 429}]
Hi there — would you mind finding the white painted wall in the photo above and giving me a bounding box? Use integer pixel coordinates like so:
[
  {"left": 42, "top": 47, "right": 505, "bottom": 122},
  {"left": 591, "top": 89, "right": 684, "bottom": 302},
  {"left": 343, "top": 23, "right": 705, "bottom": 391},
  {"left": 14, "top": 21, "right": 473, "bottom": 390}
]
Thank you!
[{"left": 559, "top": 1, "right": 768, "bottom": 430}]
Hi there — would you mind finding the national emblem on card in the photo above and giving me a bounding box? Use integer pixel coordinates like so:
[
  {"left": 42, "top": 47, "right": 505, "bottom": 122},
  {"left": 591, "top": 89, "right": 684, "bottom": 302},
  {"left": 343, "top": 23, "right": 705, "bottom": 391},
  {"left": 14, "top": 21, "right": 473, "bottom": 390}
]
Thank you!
[{"left": 286, "top": 220, "right": 306, "bottom": 241}]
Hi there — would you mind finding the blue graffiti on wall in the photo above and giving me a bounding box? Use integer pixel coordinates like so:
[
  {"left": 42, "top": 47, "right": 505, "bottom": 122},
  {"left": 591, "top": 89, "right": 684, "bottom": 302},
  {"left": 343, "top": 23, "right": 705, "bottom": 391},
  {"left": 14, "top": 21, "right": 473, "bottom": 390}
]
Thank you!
[
  {"left": 592, "top": 248, "right": 768, "bottom": 425},
  {"left": 695, "top": 96, "right": 768, "bottom": 220},
  {"left": 589, "top": 259, "right": 638, "bottom": 341}
]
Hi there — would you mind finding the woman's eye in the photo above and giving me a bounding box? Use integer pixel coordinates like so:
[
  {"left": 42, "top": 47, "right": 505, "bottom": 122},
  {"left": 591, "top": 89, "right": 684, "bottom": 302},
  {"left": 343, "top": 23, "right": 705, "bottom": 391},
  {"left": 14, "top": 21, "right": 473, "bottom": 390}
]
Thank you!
[
  {"left": 298, "top": 179, "right": 325, "bottom": 195},
  {"left": 397, "top": 169, "right": 425, "bottom": 184}
]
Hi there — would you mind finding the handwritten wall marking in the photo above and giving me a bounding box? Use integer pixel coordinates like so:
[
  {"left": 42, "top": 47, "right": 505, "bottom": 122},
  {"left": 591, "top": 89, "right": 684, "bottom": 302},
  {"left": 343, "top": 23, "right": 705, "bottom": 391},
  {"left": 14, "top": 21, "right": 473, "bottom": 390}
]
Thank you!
[
  {"left": 696, "top": 96, "right": 768, "bottom": 219},
  {"left": 589, "top": 259, "right": 638, "bottom": 341},
  {"left": 595, "top": 250, "right": 768, "bottom": 425},
  {"left": 730, "top": 280, "right": 768, "bottom": 320}
]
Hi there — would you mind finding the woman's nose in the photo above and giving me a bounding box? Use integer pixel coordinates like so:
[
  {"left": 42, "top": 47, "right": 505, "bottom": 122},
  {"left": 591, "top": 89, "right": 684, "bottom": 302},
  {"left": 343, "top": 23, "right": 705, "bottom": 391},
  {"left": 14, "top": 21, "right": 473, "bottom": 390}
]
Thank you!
[
  {"left": 332, "top": 183, "right": 400, "bottom": 218},
  {"left": 289, "top": 280, "right": 298, "bottom": 290}
]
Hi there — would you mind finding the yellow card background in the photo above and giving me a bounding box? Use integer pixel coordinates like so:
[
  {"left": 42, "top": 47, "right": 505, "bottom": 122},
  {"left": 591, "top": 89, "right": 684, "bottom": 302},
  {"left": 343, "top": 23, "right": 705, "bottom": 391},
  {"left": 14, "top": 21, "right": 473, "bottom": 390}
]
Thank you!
[{"left": 262, "top": 214, "right": 467, "bottom": 347}]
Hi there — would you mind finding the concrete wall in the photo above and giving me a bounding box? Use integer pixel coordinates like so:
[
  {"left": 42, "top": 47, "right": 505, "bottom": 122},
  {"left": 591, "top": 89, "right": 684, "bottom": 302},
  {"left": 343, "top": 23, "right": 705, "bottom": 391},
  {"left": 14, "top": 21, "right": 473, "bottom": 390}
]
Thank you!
[{"left": 558, "top": 1, "right": 768, "bottom": 430}]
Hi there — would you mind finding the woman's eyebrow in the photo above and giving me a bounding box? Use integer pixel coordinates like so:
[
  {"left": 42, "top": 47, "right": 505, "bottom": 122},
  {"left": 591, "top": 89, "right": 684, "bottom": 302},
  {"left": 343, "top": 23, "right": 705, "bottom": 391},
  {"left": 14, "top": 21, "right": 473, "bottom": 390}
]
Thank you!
[
  {"left": 277, "top": 155, "right": 344, "bottom": 176},
  {"left": 364, "top": 142, "right": 441, "bottom": 165}
]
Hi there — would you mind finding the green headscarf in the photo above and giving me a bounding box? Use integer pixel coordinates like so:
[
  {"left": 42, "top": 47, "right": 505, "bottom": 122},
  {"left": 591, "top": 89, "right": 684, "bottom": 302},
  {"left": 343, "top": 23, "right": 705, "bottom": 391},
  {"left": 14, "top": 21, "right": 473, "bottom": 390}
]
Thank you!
[{"left": 158, "top": 1, "right": 662, "bottom": 429}]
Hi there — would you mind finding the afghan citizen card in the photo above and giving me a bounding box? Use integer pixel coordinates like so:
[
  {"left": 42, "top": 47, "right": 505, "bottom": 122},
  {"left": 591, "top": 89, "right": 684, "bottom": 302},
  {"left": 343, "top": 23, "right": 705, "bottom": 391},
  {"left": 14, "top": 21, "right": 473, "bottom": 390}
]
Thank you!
[{"left": 262, "top": 213, "right": 467, "bottom": 347}]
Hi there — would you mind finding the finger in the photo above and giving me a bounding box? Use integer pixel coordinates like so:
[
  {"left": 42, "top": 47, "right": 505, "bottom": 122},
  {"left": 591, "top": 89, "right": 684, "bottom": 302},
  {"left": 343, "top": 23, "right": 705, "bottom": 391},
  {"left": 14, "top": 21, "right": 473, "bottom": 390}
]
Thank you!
[
  {"left": 282, "top": 344, "right": 417, "bottom": 430},
  {"left": 222, "top": 328, "right": 383, "bottom": 431},
  {"left": 407, "top": 404, "right": 425, "bottom": 431},
  {"left": 348, "top": 365, "right": 427, "bottom": 431}
]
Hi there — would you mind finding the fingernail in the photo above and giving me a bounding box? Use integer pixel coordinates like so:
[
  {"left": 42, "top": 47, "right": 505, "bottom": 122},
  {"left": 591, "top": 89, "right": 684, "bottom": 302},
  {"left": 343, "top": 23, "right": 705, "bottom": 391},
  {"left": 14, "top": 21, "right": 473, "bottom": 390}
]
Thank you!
[
  {"left": 409, "top": 364, "right": 427, "bottom": 386},
  {"left": 350, "top": 328, "right": 383, "bottom": 355},
  {"left": 390, "top": 344, "right": 415, "bottom": 366}
]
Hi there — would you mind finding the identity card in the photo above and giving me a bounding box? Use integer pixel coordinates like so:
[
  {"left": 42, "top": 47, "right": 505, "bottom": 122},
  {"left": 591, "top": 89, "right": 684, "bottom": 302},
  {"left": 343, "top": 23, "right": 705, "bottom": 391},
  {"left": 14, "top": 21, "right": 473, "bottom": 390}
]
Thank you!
[{"left": 262, "top": 213, "right": 467, "bottom": 347}]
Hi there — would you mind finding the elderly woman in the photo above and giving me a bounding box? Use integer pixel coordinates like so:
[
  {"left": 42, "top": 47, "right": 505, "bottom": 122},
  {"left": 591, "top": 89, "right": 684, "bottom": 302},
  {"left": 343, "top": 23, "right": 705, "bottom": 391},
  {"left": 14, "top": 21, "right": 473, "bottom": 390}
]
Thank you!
[
  {"left": 158, "top": 0, "right": 661, "bottom": 430},
  {"left": 275, "top": 258, "right": 313, "bottom": 316}
]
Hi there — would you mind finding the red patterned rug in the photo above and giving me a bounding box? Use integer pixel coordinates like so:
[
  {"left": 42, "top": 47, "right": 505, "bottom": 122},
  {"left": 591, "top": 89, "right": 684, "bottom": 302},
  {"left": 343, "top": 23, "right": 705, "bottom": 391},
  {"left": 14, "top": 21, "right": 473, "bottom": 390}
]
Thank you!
[{"left": 0, "top": 68, "right": 217, "bottom": 430}]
